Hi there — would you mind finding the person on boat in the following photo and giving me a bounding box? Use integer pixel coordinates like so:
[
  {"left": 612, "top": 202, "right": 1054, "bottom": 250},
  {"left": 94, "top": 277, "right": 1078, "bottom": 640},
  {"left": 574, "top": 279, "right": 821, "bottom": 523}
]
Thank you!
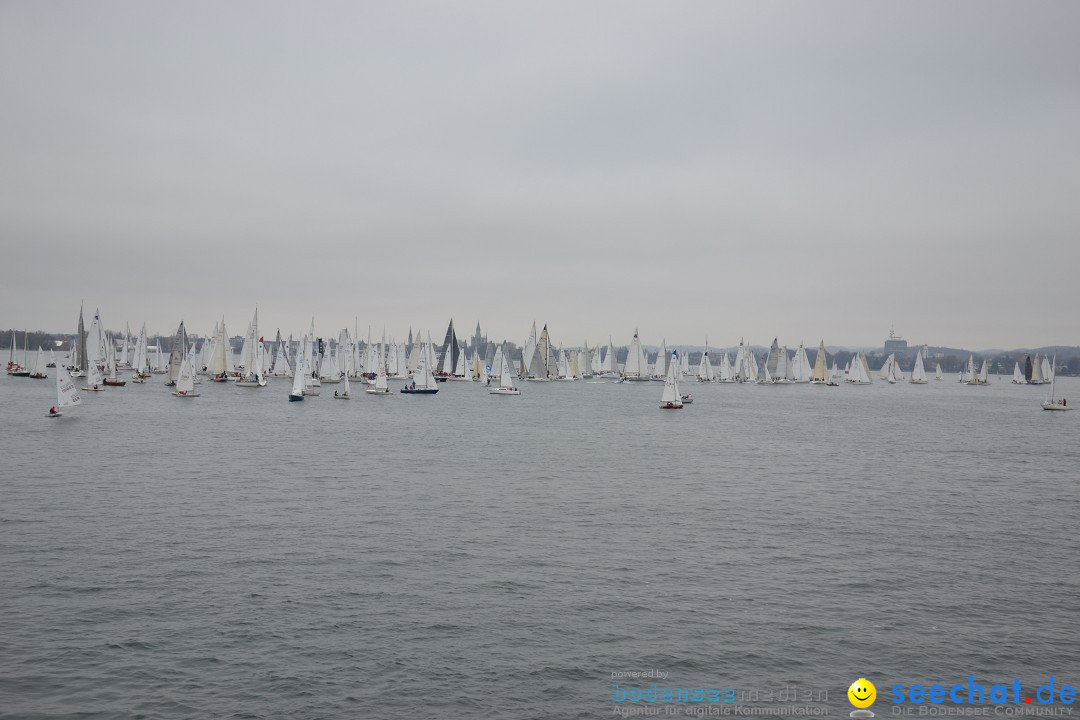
[
  {"left": 49, "top": 406, "right": 57, "bottom": 415},
  {"left": 334, "top": 390, "right": 339, "bottom": 397}
]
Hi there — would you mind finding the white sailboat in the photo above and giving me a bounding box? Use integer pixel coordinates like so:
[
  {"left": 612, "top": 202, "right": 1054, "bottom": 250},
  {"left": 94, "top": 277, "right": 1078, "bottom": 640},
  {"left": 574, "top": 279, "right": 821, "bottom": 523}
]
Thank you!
[
  {"left": 289, "top": 349, "right": 306, "bottom": 401},
  {"left": 791, "top": 343, "right": 812, "bottom": 383},
  {"left": 698, "top": 339, "right": 716, "bottom": 382},
  {"left": 621, "top": 329, "right": 649, "bottom": 381},
  {"left": 171, "top": 355, "right": 199, "bottom": 397},
  {"left": 1030, "top": 353, "right": 1046, "bottom": 384},
  {"left": 651, "top": 340, "right": 668, "bottom": 380},
  {"left": 490, "top": 351, "right": 520, "bottom": 395},
  {"left": 1011, "top": 362, "right": 1026, "bottom": 384},
  {"left": 48, "top": 365, "right": 82, "bottom": 417},
  {"left": 934, "top": 363, "right": 944, "bottom": 381},
  {"left": 29, "top": 346, "right": 48, "bottom": 379},
  {"left": 1041, "top": 355, "right": 1070, "bottom": 410},
  {"left": 660, "top": 350, "right": 683, "bottom": 409},
  {"left": 165, "top": 320, "right": 187, "bottom": 386},
  {"left": 333, "top": 370, "right": 351, "bottom": 399},
  {"left": 236, "top": 310, "right": 267, "bottom": 387},
  {"left": 810, "top": 340, "right": 831, "bottom": 385},
  {"left": 599, "top": 337, "right": 620, "bottom": 378},
  {"left": 910, "top": 351, "right": 928, "bottom": 384},
  {"left": 81, "top": 360, "right": 105, "bottom": 391},
  {"left": 846, "top": 352, "right": 872, "bottom": 384},
  {"left": 366, "top": 360, "right": 391, "bottom": 395},
  {"left": 401, "top": 340, "right": 439, "bottom": 394}
]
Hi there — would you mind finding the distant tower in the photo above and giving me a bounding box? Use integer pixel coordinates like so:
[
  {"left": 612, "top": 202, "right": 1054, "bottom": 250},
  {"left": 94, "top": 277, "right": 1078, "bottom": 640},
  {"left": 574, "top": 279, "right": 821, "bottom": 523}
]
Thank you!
[
  {"left": 884, "top": 327, "right": 908, "bottom": 354},
  {"left": 472, "top": 322, "right": 485, "bottom": 350},
  {"left": 407, "top": 328, "right": 413, "bottom": 348}
]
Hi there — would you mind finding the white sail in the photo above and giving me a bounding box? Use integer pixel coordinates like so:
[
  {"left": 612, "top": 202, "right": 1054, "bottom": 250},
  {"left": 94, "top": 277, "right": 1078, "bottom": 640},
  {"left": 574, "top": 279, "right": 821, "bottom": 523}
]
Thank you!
[
  {"left": 414, "top": 342, "right": 438, "bottom": 390},
  {"left": 579, "top": 341, "right": 593, "bottom": 378},
  {"left": 166, "top": 320, "right": 187, "bottom": 385},
  {"left": 1011, "top": 362, "right": 1025, "bottom": 384},
  {"left": 84, "top": 361, "right": 104, "bottom": 388},
  {"left": 934, "top": 363, "right": 944, "bottom": 381},
  {"left": 698, "top": 339, "right": 716, "bottom": 382},
  {"left": 557, "top": 348, "right": 570, "bottom": 379},
  {"left": 175, "top": 356, "right": 196, "bottom": 395},
  {"left": 374, "top": 362, "right": 388, "bottom": 391},
  {"left": 718, "top": 352, "right": 733, "bottom": 382},
  {"left": 210, "top": 318, "right": 230, "bottom": 376},
  {"left": 454, "top": 346, "right": 468, "bottom": 378},
  {"left": 31, "top": 346, "right": 48, "bottom": 377},
  {"left": 291, "top": 344, "right": 307, "bottom": 396},
  {"left": 1031, "top": 353, "right": 1044, "bottom": 384},
  {"left": 772, "top": 345, "right": 790, "bottom": 382},
  {"left": 652, "top": 340, "right": 668, "bottom": 379},
  {"left": 622, "top": 329, "right": 648, "bottom": 379},
  {"left": 812, "top": 341, "right": 828, "bottom": 383},
  {"left": 521, "top": 321, "right": 538, "bottom": 376},
  {"left": 86, "top": 309, "right": 106, "bottom": 370},
  {"left": 119, "top": 323, "right": 131, "bottom": 367},
  {"left": 605, "top": 338, "right": 619, "bottom": 375},
  {"left": 846, "top": 352, "right": 872, "bottom": 384},
  {"left": 1041, "top": 356, "right": 1053, "bottom": 384},
  {"left": 500, "top": 352, "right": 516, "bottom": 390},
  {"left": 792, "top": 343, "right": 812, "bottom": 382},
  {"left": 978, "top": 359, "right": 989, "bottom": 384},
  {"left": 661, "top": 350, "right": 681, "bottom": 406},
  {"left": 56, "top": 365, "right": 82, "bottom": 409},
  {"left": 910, "top": 351, "right": 927, "bottom": 383}
]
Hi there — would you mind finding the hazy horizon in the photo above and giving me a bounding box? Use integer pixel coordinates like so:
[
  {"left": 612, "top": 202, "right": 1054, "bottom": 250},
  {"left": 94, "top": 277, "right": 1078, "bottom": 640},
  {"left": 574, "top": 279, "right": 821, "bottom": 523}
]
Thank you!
[{"left": 3, "top": 2, "right": 1078, "bottom": 349}]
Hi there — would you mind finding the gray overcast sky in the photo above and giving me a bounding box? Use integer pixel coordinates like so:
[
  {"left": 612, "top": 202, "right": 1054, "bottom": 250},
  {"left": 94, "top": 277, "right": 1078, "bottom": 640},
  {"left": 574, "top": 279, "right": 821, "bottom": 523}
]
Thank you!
[{"left": 2, "top": 1, "right": 1078, "bottom": 350}]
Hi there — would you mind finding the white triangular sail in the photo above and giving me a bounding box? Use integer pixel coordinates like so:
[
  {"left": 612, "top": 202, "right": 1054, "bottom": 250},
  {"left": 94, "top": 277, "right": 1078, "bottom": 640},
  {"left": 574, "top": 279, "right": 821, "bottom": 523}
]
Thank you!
[
  {"left": 56, "top": 365, "right": 82, "bottom": 409},
  {"left": 500, "top": 352, "right": 516, "bottom": 390},
  {"left": 291, "top": 345, "right": 307, "bottom": 397},
  {"left": 175, "top": 356, "right": 196, "bottom": 395},
  {"left": 661, "top": 350, "right": 682, "bottom": 406},
  {"left": 910, "top": 351, "right": 927, "bottom": 383},
  {"left": 812, "top": 341, "right": 828, "bottom": 383},
  {"left": 791, "top": 343, "right": 811, "bottom": 382},
  {"left": 846, "top": 352, "right": 872, "bottom": 384}
]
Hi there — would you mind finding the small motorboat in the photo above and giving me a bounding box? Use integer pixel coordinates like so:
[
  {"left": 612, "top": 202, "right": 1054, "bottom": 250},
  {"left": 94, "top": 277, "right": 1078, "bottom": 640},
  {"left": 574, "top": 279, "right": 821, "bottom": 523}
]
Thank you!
[{"left": 680, "top": 393, "right": 693, "bottom": 404}]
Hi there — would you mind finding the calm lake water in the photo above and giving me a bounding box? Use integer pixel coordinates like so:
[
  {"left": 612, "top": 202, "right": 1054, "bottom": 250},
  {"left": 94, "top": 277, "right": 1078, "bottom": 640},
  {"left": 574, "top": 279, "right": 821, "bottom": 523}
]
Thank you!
[{"left": 2, "top": 363, "right": 1078, "bottom": 719}]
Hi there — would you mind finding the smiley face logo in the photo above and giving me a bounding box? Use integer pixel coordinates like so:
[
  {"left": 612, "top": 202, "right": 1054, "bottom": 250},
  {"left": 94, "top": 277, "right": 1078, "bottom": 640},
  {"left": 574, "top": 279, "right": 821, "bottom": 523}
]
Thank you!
[{"left": 848, "top": 678, "right": 876, "bottom": 708}]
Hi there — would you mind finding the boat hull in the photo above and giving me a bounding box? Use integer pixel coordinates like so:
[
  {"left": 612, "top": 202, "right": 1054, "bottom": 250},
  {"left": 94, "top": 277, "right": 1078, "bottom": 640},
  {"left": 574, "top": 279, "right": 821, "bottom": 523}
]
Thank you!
[
  {"left": 660, "top": 402, "right": 684, "bottom": 409},
  {"left": 365, "top": 389, "right": 391, "bottom": 395},
  {"left": 489, "top": 389, "right": 520, "bottom": 395},
  {"left": 104, "top": 380, "right": 126, "bottom": 386},
  {"left": 171, "top": 391, "right": 199, "bottom": 398},
  {"left": 288, "top": 393, "right": 304, "bottom": 402},
  {"left": 401, "top": 388, "right": 438, "bottom": 394},
  {"left": 1042, "top": 402, "right": 1071, "bottom": 411}
]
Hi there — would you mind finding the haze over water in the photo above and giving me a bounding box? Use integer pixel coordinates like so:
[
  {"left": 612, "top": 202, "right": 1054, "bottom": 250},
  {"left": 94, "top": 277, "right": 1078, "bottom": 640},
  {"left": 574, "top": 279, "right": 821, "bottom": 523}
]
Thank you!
[{"left": 2, "top": 372, "right": 1078, "bottom": 718}]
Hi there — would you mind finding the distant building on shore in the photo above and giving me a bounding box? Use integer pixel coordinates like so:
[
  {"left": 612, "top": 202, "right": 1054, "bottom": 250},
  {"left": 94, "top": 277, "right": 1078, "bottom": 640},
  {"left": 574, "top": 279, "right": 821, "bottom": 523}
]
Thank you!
[{"left": 884, "top": 328, "right": 908, "bottom": 354}]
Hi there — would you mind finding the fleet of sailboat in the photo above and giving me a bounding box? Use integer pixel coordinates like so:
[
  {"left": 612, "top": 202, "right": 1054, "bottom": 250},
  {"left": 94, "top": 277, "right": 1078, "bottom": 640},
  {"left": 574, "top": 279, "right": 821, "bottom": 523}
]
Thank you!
[{"left": 11, "top": 310, "right": 1073, "bottom": 415}]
